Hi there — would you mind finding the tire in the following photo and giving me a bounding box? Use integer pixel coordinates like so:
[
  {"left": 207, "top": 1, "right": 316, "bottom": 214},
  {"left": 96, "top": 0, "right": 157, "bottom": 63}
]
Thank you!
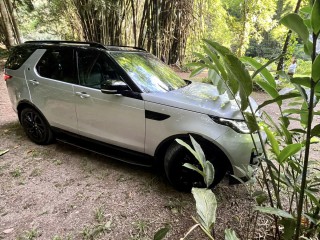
[
  {"left": 20, "top": 108, "right": 54, "bottom": 145},
  {"left": 164, "top": 140, "right": 228, "bottom": 192}
]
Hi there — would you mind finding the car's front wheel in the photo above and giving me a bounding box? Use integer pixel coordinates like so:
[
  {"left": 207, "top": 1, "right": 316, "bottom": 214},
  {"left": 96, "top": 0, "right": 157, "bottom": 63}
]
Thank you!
[
  {"left": 164, "top": 140, "right": 228, "bottom": 192},
  {"left": 20, "top": 108, "right": 54, "bottom": 145}
]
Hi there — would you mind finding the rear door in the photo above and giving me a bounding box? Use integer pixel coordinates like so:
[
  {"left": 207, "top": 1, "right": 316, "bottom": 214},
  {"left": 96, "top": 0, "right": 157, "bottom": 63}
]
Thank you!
[
  {"left": 74, "top": 49, "right": 145, "bottom": 152},
  {"left": 25, "top": 48, "right": 78, "bottom": 132}
]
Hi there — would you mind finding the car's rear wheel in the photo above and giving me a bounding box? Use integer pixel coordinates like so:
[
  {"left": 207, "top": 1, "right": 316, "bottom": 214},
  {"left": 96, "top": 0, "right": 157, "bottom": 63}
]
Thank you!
[
  {"left": 164, "top": 140, "right": 228, "bottom": 192},
  {"left": 20, "top": 108, "right": 53, "bottom": 145}
]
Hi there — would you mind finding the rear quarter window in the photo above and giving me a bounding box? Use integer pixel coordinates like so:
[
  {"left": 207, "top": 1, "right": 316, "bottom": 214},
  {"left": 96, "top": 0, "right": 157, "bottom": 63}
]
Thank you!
[{"left": 5, "top": 46, "right": 36, "bottom": 70}]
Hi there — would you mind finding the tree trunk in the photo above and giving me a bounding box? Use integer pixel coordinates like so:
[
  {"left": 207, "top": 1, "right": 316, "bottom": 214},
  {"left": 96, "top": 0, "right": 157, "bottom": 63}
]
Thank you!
[
  {"left": 276, "top": 0, "right": 303, "bottom": 72},
  {"left": 0, "top": 0, "right": 21, "bottom": 48}
]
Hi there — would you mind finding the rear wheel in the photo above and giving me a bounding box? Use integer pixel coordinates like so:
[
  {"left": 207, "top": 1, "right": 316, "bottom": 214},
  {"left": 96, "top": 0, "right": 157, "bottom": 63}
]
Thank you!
[
  {"left": 20, "top": 108, "right": 53, "bottom": 145},
  {"left": 164, "top": 141, "right": 228, "bottom": 192}
]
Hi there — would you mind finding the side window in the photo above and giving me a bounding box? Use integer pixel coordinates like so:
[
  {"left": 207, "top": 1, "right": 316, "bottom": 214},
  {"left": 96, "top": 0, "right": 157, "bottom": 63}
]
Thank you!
[
  {"left": 77, "top": 50, "right": 122, "bottom": 89},
  {"left": 5, "top": 46, "right": 36, "bottom": 70},
  {"left": 36, "top": 48, "right": 76, "bottom": 84}
]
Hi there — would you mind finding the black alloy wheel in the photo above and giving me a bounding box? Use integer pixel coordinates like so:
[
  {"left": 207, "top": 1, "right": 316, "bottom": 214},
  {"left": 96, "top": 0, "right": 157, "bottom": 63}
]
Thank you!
[{"left": 20, "top": 108, "right": 53, "bottom": 145}]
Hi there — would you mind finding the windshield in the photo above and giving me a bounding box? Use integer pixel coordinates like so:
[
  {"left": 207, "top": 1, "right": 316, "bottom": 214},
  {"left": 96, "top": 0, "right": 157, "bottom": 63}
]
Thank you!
[{"left": 110, "top": 52, "right": 187, "bottom": 93}]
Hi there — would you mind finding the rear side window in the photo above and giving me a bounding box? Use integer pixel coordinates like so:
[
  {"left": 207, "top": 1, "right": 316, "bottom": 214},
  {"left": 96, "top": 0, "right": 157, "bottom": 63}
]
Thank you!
[
  {"left": 36, "top": 48, "right": 77, "bottom": 84},
  {"left": 5, "top": 46, "right": 36, "bottom": 70}
]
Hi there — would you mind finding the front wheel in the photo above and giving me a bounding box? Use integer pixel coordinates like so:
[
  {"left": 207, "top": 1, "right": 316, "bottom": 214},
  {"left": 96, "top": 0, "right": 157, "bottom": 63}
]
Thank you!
[
  {"left": 20, "top": 108, "right": 54, "bottom": 145},
  {"left": 164, "top": 141, "right": 228, "bottom": 192}
]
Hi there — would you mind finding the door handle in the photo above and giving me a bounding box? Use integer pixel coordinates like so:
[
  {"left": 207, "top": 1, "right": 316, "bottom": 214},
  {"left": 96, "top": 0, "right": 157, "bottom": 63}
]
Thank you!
[
  {"left": 75, "top": 92, "right": 90, "bottom": 98},
  {"left": 28, "top": 79, "right": 39, "bottom": 85}
]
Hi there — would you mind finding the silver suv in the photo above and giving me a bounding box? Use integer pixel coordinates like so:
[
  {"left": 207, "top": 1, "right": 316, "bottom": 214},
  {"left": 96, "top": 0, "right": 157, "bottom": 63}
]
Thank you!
[{"left": 4, "top": 41, "right": 262, "bottom": 191}]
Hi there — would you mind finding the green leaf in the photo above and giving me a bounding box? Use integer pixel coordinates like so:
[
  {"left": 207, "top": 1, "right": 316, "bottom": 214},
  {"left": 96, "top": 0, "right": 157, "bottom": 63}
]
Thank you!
[
  {"left": 244, "top": 112, "right": 259, "bottom": 132},
  {"left": 203, "top": 39, "right": 233, "bottom": 56},
  {"left": 192, "top": 188, "right": 217, "bottom": 233},
  {"left": 153, "top": 227, "right": 170, "bottom": 240},
  {"left": 203, "top": 45, "right": 228, "bottom": 80},
  {"left": 311, "top": 124, "right": 320, "bottom": 137},
  {"left": 255, "top": 206, "right": 294, "bottom": 219},
  {"left": 224, "top": 54, "right": 252, "bottom": 96},
  {"left": 255, "top": 80, "right": 279, "bottom": 101},
  {"left": 240, "top": 56, "right": 276, "bottom": 88},
  {"left": 204, "top": 161, "right": 215, "bottom": 188},
  {"left": 311, "top": 0, "right": 320, "bottom": 35},
  {"left": 300, "top": 6, "right": 312, "bottom": 15},
  {"left": 224, "top": 229, "right": 240, "bottom": 240},
  {"left": 190, "top": 135, "right": 206, "bottom": 168},
  {"left": 290, "top": 77, "right": 312, "bottom": 88},
  {"left": 252, "top": 191, "right": 268, "bottom": 206},
  {"left": 312, "top": 55, "right": 320, "bottom": 82},
  {"left": 279, "top": 218, "right": 296, "bottom": 240},
  {"left": 280, "top": 13, "right": 310, "bottom": 43},
  {"left": 278, "top": 143, "right": 302, "bottom": 164},
  {"left": 0, "top": 149, "right": 9, "bottom": 156},
  {"left": 176, "top": 139, "right": 198, "bottom": 160},
  {"left": 263, "top": 126, "right": 280, "bottom": 156},
  {"left": 300, "top": 102, "right": 309, "bottom": 127},
  {"left": 183, "top": 163, "right": 205, "bottom": 177},
  {"left": 190, "top": 67, "right": 205, "bottom": 78},
  {"left": 257, "top": 93, "right": 300, "bottom": 111}
]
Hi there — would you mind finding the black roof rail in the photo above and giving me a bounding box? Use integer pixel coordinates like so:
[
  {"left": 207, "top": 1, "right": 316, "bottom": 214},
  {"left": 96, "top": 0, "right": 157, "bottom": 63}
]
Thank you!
[
  {"left": 24, "top": 40, "right": 107, "bottom": 49},
  {"left": 24, "top": 41, "right": 147, "bottom": 52},
  {"left": 107, "top": 45, "right": 147, "bottom": 52}
]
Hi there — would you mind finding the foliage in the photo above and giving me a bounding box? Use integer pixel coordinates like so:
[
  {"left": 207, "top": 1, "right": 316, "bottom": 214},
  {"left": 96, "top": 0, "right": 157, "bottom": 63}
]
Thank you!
[{"left": 188, "top": 1, "right": 320, "bottom": 238}]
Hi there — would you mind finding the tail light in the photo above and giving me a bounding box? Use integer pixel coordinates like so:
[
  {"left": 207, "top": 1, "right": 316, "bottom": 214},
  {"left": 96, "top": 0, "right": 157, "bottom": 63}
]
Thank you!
[{"left": 4, "top": 74, "right": 12, "bottom": 81}]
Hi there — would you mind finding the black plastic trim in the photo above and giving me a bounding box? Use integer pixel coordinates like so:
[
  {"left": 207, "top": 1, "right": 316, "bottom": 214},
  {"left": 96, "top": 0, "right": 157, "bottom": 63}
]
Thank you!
[
  {"left": 51, "top": 127, "right": 154, "bottom": 167},
  {"left": 145, "top": 110, "right": 170, "bottom": 121}
]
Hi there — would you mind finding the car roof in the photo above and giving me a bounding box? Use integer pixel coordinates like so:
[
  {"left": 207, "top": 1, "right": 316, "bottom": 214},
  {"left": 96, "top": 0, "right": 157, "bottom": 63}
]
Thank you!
[{"left": 21, "top": 40, "right": 147, "bottom": 52}]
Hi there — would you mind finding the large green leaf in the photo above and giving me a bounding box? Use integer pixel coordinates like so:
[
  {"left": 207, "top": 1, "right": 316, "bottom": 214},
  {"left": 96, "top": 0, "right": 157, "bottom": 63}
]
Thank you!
[
  {"left": 192, "top": 188, "right": 217, "bottom": 233},
  {"left": 240, "top": 56, "right": 276, "bottom": 88},
  {"left": 312, "top": 55, "right": 320, "bottom": 82},
  {"left": 190, "top": 67, "right": 205, "bottom": 78},
  {"left": 153, "top": 227, "right": 170, "bottom": 240},
  {"left": 290, "top": 77, "right": 312, "bottom": 88},
  {"left": 263, "top": 126, "right": 280, "bottom": 157},
  {"left": 190, "top": 135, "right": 206, "bottom": 168},
  {"left": 257, "top": 93, "right": 300, "bottom": 111},
  {"left": 244, "top": 112, "right": 259, "bottom": 132},
  {"left": 300, "top": 102, "right": 309, "bottom": 127},
  {"left": 224, "top": 54, "right": 252, "bottom": 96},
  {"left": 255, "top": 206, "right": 294, "bottom": 219},
  {"left": 278, "top": 143, "right": 302, "bottom": 164},
  {"left": 203, "top": 39, "right": 233, "bottom": 56},
  {"left": 224, "top": 229, "right": 240, "bottom": 240},
  {"left": 204, "top": 161, "right": 215, "bottom": 187},
  {"left": 311, "top": 0, "right": 320, "bottom": 35},
  {"left": 176, "top": 139, "right": 198, "bottom": 161},
  {"left": 280, "top": 13, "right": 310, "bottom": 43},
  {"left": 311, "top": 124, "right": 320, "bottom": 137},
  {"left": 183, "top": 163, "right": 205, "bottom": 177},
  {"left": 203, "top": 44, "right": 228, "bottom": 80},
  {"left": 193, "top": 52, "right": 217, "bottom": 70},
  {"left": 255, "top": 80, "right": 279, "bottom": 101},
  {"left": 279, "top": 218, "right": 296, "bottom": 240}
]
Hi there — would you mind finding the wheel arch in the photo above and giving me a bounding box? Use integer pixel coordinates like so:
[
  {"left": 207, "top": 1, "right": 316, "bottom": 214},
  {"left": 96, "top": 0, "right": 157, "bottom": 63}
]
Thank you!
[
  {"left": 17, "top": 100, "right": 49, "bottom": 125},
  {"left": 154, "top": 133, "right": 234, "bottom": 175}
]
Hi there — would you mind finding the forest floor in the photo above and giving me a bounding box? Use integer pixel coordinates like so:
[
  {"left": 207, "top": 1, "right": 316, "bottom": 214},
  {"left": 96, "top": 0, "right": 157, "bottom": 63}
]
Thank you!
[{"left": 0, "top": 58, "right": 319, "bottom": 240}]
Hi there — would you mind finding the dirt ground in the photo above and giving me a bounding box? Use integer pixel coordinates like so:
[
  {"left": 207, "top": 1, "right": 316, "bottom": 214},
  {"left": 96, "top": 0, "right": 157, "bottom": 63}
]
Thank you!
[{"left": 0, "top": 59, "right": 319, "bottom": 240}]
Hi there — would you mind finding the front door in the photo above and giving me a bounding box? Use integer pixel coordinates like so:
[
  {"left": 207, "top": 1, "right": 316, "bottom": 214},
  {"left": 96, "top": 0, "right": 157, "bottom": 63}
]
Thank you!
[{"left": 74, "top": 49, "right": 145, "bottom": 153}]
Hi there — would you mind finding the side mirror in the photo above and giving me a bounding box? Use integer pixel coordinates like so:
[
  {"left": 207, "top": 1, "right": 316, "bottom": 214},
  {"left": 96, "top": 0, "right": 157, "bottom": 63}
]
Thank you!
[{"left": 101, "top": 81, "right": 130, "bottom": 94}]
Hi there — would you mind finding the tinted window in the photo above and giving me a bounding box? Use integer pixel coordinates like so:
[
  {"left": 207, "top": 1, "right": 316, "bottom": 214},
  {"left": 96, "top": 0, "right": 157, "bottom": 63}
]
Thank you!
[
  {"left": 110, "top": 52, "right": 186, "bottom": 93},
  {"left": 78, "top": 50, "right": 122, "bottom": 89},
  {"left": 36, "top": 49, "right": 76, "bottom": 84},
  {"left": 5, "top": 46, "right": 36, "bottom": 70}
]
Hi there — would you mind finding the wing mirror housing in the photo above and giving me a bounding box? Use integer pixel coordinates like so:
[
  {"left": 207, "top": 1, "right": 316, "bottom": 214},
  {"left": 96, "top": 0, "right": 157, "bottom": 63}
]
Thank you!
[{"left": 101, "top": 81, "right": 130, "bottom": 94}]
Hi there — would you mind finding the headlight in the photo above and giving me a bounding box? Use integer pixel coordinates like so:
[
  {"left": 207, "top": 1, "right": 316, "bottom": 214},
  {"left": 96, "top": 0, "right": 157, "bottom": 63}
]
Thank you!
[{"left": 209, "top": 116, "right": 251, "bottom": 134}]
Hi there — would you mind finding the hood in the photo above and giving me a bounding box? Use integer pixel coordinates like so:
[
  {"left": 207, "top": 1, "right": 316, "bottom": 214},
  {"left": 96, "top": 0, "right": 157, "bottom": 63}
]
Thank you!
[{"left": 142, "top": 81, "right": 256, "bottom": 120}]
